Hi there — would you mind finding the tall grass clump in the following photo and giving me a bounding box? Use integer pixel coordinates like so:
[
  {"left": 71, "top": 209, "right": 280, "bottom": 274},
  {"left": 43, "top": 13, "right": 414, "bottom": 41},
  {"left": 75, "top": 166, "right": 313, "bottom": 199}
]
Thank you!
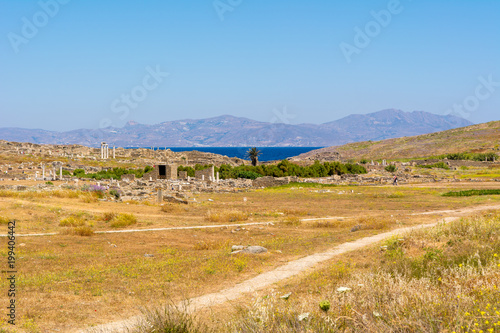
[
  {"left": 0, "top": 216, "right": 11, "bottom": 225},
  {"left": 59, "top": 216, "right": 86, "bottom": 227},
  {"left": 110, "top": 213, "right": 138, "bottom": 228},
  {"left": 61, "top": 226, "right": 94, "bottom": 236},
  {"left": 126, "top": 304, "right": 213, "bottom": 333}
]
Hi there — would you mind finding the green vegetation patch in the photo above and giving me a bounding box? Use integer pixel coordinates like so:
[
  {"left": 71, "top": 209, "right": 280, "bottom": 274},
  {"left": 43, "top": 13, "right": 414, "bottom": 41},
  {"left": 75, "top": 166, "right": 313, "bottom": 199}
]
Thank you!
[
  {"left": 437, "top": 152, "right": 498, "bottom": 161},
  {"left": 73, "top": 166, "right": 153, "bottom": 180},
  {"left": 179, "top": 160, "right": 367, "bottom": 180},
  {"left": 442, "top": 189, "right": 500, "bottom": 197},
  {"left": 416, "top": 162, "right": 450, "bottom": 170}
]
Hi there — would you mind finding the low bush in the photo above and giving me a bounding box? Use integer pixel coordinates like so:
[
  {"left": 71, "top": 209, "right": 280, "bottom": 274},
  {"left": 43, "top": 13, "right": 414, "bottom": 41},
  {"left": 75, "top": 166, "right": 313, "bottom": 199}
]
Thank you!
[
  {"left": 73, "top": 166, "right": 153, "bottom": 180},
  {"left": 282, "top": 216, "right": 301, "bottom": 226},
  {"left": 59, "top": 216, "right": 86, "bottom": 227},
  {"left": 417, "top": 162, "right": 450, "bottom": 169},
  {"left": 385, "top": 165, "right": 397, "bottom": 173},
  {"left": 234, "top": 170, "right": 262, "bottom": 180},
  {"left": 109, "top": 189, "right": 121, "bottom": 199},
  {"left": 100, "top": 212, "right": 116, "bottom": 222},
  {"left": 0, "top": 216, "right": 11, "bottom": 225},
  {"left": 110, "top": 213, "right": 137, "bottom": 228},
  {"left": 127, "top": 304, "right": 212, "bottom": 333},
  {"left": 61, "top": 226, "right": 94, "bottom": 236}
]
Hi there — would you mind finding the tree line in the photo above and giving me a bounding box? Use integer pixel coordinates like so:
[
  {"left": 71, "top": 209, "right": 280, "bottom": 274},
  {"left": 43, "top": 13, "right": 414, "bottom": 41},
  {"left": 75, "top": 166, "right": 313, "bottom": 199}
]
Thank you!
[{"left": 178, "top": 160, "right": 367, "bottom": 180}]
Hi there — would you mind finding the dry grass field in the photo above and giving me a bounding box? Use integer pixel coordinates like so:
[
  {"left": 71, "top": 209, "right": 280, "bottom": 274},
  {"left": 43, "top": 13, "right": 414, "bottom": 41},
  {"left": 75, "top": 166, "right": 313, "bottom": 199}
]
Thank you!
[
  {"left": 213, "top": 210, "right": 500, "bottom": 332},
  {"left": 0, "top": 179, "right": 500, "bottom": 332}
]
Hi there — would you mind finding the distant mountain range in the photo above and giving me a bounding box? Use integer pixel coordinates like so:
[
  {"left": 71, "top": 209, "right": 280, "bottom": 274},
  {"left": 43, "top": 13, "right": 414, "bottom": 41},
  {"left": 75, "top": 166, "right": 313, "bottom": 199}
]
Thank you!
[{"left": 0, "top": 109, "right": 472, "bottom": 147}]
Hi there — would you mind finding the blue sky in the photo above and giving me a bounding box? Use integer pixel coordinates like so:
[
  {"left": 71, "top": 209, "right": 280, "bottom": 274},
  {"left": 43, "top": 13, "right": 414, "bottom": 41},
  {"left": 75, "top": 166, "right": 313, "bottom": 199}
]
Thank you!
[{"left": 1, "top": 0, "right": 499, "bottom": 131}]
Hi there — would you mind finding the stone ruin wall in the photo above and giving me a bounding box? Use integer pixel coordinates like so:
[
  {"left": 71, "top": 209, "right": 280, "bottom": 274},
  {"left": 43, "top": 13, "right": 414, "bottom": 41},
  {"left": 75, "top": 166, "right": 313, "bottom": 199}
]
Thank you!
[{"left": 194, "top": 166, "right": 215, "bottom": 181}]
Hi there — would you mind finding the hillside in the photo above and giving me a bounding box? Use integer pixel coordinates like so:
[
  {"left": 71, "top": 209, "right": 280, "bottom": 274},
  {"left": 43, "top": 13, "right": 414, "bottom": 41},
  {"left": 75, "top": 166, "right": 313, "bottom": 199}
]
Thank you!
[
  {"left": 0, "top": 110, "right": 471, "bottom": 147},
  {"left": 291, "top": 120, "right": 500, "bottom": 161}
]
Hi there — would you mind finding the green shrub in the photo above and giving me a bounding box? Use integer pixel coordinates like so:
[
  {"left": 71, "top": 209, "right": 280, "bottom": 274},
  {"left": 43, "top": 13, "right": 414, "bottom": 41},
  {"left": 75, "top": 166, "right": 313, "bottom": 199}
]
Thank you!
[
  {"left": 417, "top": 162, "right": 449, "bottom": 170},
  {"left": 109, "top": 189, "right": 120, "bottom": 199},
  {"left": 74, "top": 167, "right": 152, "bottom": 180},
  {"left": 319, "top": 300, "right": 331, "bottom": 312},
  {"left": 234, "top": 170, "right": 262, "bottom": 180},
  {"left": 45, "top": 181, "right": 54, "bottom": 185},
  {"left": 73, "top": 168, "right": 85, "bottom": 176},
  {"left": 178, "top": 165, "right": 196, "bottom": 177},
  {"left": 439, "top": 152, "right": 498, "bottom": 161},
  {"left": 179, "top": 160, "right": 367, "bottom": 180},
  {"left": 385, "top": 165, "right": 397, "bottom": 173}
]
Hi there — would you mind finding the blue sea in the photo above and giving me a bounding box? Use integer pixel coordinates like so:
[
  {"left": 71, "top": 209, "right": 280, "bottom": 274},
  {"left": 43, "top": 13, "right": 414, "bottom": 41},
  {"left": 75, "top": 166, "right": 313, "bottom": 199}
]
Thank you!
[{"left": 126, "top": 147, "right": 323, "bottom": 162}]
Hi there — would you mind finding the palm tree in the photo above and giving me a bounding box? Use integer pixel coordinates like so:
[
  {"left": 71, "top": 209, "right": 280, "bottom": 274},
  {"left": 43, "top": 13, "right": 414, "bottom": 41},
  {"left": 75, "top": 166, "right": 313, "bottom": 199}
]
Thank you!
[{"left": 247, "top": 147, "right": 262, "bottom": 166}]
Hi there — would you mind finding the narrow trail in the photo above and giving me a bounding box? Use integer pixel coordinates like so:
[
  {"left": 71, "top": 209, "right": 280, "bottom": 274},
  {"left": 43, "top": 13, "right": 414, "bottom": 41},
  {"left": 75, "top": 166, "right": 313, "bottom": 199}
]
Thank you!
[
  {"left": 81, "top": 203, "right": 500, "bottom": 333},
  {"left": 0, "top": 217, "right": 347, "bottom": 237}
]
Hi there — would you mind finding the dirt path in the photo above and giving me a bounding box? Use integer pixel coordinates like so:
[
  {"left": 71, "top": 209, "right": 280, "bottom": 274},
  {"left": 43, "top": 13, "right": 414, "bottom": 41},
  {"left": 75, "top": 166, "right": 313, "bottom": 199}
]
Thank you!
[
  {"left": 0, "top": 217, "right": 348, "bottom": 237},
  {"left": 81, "top": 203, "right": 500, "bottom": 333}
]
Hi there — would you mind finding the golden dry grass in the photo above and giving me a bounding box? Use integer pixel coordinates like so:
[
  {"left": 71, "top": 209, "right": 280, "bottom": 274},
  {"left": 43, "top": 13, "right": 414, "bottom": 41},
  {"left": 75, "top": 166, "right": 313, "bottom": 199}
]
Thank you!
[
  {"left": 217, "top": 211, "right": 500, "bottom": 333},
  {"left": 205, "top": 210, "right": 249, "bottom": 223},
  {"left": 0, "top": 181, "right": 499, "bottom": 331}
]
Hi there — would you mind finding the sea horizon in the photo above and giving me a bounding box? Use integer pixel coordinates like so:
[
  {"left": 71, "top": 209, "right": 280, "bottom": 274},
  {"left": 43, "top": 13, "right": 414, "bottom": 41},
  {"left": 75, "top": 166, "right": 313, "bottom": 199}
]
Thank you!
[{"left": 124, "top": 146, "right": 324, "bottom": 162}]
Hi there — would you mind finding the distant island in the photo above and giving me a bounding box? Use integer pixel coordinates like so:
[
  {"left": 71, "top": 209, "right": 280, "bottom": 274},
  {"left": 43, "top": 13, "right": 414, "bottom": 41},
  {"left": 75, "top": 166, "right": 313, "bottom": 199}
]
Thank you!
[{"left": 0, "top": 109, "right": 471, "bottom": 147}]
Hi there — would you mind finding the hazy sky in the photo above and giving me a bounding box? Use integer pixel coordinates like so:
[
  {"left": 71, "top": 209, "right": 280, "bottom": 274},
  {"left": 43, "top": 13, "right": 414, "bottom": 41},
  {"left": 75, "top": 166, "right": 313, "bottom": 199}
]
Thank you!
[{"left": 1, "top": 0, "right": 499, "bottom": 131}]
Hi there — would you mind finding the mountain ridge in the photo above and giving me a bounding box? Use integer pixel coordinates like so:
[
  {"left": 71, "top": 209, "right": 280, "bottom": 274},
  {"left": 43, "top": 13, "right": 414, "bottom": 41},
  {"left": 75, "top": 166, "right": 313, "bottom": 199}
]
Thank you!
[{"left": 0, "top": 109, "right": 472, "bottom": 147}]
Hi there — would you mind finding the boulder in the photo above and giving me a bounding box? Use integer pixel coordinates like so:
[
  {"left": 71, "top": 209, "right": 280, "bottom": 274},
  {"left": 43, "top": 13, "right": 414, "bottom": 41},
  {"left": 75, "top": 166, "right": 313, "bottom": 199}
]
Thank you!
[
  {"left": 163, "top": 195, "right": 188, "bottom": 205},
  {"left": 239, "top": 246, "right": 268, "bottom": 254}
]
